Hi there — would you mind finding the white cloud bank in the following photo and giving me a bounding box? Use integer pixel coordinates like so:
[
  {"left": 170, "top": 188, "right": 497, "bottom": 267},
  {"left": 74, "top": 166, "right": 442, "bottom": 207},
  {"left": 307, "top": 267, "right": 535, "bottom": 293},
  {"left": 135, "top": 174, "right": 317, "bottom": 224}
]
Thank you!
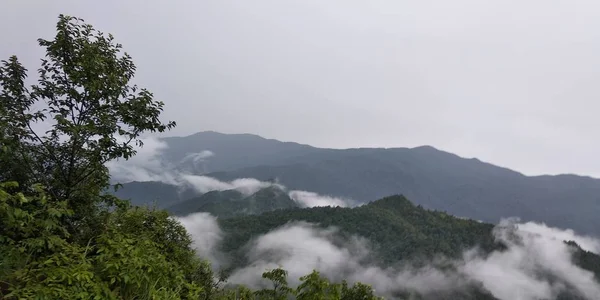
[
  {"left": 176, "top": 176, "right": 351, "bottom": 207},
  {"left": 175, "top": 176, "right": 351, "bottom": 207},
  {"left": 106, "top": 137, "right": 353, "bottom": 207},
  {"left": 106, "top": 136, "right": 217, "bottom": 185},
  {"left": 182, "top": 150, "right": 215, "bottom": 163},
  {"left": 175, "top": 212, "right": 225, "bottom": 269},
  {"left": 180, "top": 213, "right": 600, "bottom": 300},
  {"left": 459, "top": 219, "right": 600, "bottom": 300},
  {"left": 106, "top": 137, "right": 180, "bottom": 184},
  {"left": 516, "top": 221, "right": 600, "bottom": 254},
  {"left": 288, "top": 191, "right": 350, "bottom": 208},
  {"left": 180, "top": 175, "right": 284, "bottom": 196}
]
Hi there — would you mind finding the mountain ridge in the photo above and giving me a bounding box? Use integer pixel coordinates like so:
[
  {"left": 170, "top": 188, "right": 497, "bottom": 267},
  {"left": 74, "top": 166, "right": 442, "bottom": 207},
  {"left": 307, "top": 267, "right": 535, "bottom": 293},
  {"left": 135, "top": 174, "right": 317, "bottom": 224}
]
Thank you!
[
  {"left": 168, "top": 131, "right": 592, "bottom": 179},
  {"left": 112, "top": 131, "right": 600, "bottom": 236},
  {"left": 215, "top": 194, "right": 600, "bottom": 299},
  {"left": 166, "top": 186, "right": 299, "bottom": 218}
]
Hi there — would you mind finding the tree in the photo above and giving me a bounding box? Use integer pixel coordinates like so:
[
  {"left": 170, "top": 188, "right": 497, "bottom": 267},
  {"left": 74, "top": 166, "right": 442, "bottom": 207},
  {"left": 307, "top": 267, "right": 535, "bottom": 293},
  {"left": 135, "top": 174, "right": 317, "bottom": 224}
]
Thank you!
[
  {"left": 255, "top": 268, "right": 294, "bottom": 300},
  {"left": 0, "top": 15, "right": 215, "bottom": 300},
  {"left": 0, "top": 14, "right": 175, "bottom": 222},
  {"left": 340, "top": 281, "right": 382, "bottom": 300},
  {"left": 251, "top": 268, "right": 383, "bottom": 300},
  {"left": 0, "top": 182, "right": 110, "bottom": 299},
  {"left": 0, "top": 182, "right": 208, "bottom": 299},
  {"left": 296, "top": 270, "right": 340, "bottom": 300}
]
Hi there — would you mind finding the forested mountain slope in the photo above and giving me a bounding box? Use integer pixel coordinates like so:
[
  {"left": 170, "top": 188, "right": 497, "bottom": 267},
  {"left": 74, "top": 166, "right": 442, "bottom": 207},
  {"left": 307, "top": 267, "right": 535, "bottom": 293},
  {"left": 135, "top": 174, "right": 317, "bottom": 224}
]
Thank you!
[
  {"left": 113, "top": 181, "right": 197, "bottom": 207},
  {"left": 219, "top": 195, "right": 499, "bottom": 264},
  {"left": 116, "top": 132, "right": 600, "bottom": 236},
  {"left": 214, "top": 195, "right": 600, "bottom": 300},
  {"left": 167, "top": 186, "right": 298, "bottom": 217},
  {"left": 208, "top": 146, "right": 600, "bottom": 235}
]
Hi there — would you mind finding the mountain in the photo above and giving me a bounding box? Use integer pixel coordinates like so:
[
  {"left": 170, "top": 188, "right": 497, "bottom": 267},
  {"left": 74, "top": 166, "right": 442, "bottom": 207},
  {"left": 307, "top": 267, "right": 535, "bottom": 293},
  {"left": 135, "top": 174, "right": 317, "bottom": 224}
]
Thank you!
[
  {"left": 219, "top": 195, "right": 499, "bottom": 264},
  {"left": 112, "top": 181, "right": 197, "bottom": 208},
  {"left": 159, "top": 131, "right": 322, "bottom": 173},
  {"left": 206, "top": 146, "right": 600, "bottom": 235},
  {"left": 216, "top": 195, "right": 600, "bottom": 300},
  {"left": 167, "top": 186, "right": 298, "bottom": 218},
  {"left": 114, "top": 131, "right": 600, "bottom": 236},
  {"left": 167, "top": 189, "right": 245, "bottom": 216}
]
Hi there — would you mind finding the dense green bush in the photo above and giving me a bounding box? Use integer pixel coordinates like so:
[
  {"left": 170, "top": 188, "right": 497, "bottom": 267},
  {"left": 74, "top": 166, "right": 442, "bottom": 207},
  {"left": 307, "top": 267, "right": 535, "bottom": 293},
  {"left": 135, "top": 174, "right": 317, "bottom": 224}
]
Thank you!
[{"left": 0, "top": 182, "right": 209, "bottom": 299}]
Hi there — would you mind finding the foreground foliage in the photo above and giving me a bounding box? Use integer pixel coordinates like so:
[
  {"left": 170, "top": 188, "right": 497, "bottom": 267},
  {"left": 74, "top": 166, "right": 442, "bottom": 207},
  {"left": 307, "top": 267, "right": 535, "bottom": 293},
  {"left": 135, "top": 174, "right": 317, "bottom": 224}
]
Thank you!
[
  {"left": 0, "top": 183, "right": 209, "bottom": 299},
  {"left": 0, "top": 14, "right": 383, "bottom": 299},
  {"left": 0, "top": 182, "right": 382, "bottom": 299}
]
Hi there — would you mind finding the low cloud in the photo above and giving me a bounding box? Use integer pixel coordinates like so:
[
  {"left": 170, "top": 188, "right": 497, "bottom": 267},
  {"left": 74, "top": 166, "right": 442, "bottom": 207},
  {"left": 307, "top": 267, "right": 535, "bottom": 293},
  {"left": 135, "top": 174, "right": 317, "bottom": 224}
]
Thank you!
[
  {"left": 176, "top": 212, "right": 225, "bottom": 269},
  {"left": 288, "top": 191, "right": 350, "bottom": 208},
  {"left": 106, "top": 137, "right": 355, "bottom": 207},
  {"left": 179, "top": 176, "right": 352, "bottom": 207},
  {"left": 221, "top": 219, "right": 600, "bottom": 300},
  {"left": 459, "top": 219, "right": 600, "bottom": 300},
  {"left": 226, "top": 223, "right": 369, "bottom": 288},
  {"left": 106, "top": 136, "right": 180, "bottom": 184},
  {"left": 180, "top": 175, "right": 284, "bottom": 196},
  {"left": 516, "top": 221, "right": 600, "bottom": 254},
  {"left": 106, "top": 136, "right": 218, "bottom": 185},
  {"left": 182, "top": 150, "right": 215, "bottom": 163},
  {"left": 105, "top": 138, "right": 284, "bottom": 196},
  {"left": 178, "top": 150, "right": 215, "bottom": 174},
  {"left": 225, "top": 222, "right": 463, "bottom": 296}
]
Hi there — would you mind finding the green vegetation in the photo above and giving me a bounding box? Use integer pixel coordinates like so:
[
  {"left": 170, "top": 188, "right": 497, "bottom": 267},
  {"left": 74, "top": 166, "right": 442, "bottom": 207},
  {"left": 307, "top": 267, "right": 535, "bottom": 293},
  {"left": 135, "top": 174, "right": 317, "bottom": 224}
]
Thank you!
[
  {"left": 219, "top": 195, "right": 501, "bottom": 265},
  {"left": 167, "top": 186, "right": 298, "bottom": 217},
  {"left": 114, "top": 181, "right": 195, "bottom": 208},
  {"left": 254, "top": 268, "right": 382, "bottom": 300},
  {"left": 0, "top": 14, "right": 381, "bottom": 299},
  {"left": 168, "top": 189, "right": 246, "bottom": 216},
  {"left": 0, "top": 183, "right": 211, "bottom": 299},
  {"left": 217, "top": 196, "right": 600, "bottom": 300}
]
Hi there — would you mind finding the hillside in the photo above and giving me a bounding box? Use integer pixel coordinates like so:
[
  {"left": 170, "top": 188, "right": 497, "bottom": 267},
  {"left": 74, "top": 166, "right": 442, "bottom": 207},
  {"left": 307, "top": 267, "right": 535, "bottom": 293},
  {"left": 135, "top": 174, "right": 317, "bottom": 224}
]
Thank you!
[
  {"left": 207, "top": 147, "right": 600, "bottom": 236},
  {"left": 215, "top": 195, "right": 600, "bottom": 299},
  {"left": 218, "top": 195, "right": 500, "bottom": 265},
  {"left": 167, "top": 186, "right": 298, "bottom": 217},
  {"left": 112, "top": 181, "right": 198, "bottom": 208},
  {"left": 114, "top": 131, "right": 600, "bottom": 236},
  {"left": 159, "top": 131, "right": 322, "bottom": 173}
]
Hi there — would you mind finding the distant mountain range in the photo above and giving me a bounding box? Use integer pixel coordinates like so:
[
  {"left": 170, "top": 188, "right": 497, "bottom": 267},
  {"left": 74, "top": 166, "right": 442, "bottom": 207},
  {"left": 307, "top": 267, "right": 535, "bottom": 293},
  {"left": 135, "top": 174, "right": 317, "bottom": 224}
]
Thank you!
[{"left": 112, "top": 131, "right": 600, "bottom": 236}]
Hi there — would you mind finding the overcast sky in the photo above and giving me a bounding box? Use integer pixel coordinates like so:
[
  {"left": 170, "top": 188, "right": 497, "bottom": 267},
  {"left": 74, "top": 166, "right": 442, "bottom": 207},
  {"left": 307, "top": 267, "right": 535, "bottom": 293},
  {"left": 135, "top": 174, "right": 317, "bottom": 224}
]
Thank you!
[{"left": 2, "top": 0, "right": 600, "bottom": 177}]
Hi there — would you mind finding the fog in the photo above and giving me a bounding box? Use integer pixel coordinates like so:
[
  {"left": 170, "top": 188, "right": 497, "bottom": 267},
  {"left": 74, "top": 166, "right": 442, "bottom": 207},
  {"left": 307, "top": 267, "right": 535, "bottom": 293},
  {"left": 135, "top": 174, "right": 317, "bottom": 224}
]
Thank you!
[
  {"left": 180, "top": 214, "right": 600, "bottom": 300},
  {"left": 288, "top": 191, "right": 351, "bottom": 208},
  {"left": 106, "top": 136, "right": 353, "bottom": 207}
]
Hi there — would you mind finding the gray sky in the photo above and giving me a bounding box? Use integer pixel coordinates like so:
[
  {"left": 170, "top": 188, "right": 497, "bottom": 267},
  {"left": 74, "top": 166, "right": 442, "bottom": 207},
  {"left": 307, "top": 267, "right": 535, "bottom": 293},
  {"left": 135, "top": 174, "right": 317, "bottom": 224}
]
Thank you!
[{"left": 2, "top": 0, "right": 600, "bottom": 177}]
